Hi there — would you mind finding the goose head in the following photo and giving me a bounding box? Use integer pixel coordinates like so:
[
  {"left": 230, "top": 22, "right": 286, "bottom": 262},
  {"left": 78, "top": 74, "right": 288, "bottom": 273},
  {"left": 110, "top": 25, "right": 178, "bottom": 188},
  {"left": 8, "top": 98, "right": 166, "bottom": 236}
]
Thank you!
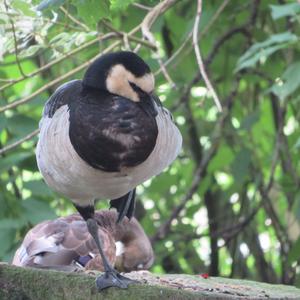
[{"left": 82, "top": 51, "right": 158, "bottom": 116}]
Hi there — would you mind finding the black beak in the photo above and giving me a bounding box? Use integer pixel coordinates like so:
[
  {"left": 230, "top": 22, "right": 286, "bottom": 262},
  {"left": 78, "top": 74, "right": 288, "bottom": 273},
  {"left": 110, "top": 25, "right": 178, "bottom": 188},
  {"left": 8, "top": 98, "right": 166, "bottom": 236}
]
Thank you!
[
  {"left": 137, "top": 93, "right": 159, "bottom": 118},
  {"left": 129, "top": 81, "right": 159, "bottom": 118}
]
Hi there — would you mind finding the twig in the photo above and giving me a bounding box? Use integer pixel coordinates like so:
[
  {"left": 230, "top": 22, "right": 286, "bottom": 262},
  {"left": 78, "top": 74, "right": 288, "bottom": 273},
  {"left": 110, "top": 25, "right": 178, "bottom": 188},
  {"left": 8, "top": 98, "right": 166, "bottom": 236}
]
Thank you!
[
  {"left": 132, "top": 2, "right": 152, "bottom": 11},
  {"left": 193, "top": 0, "right": 222, "bottom": 112},
  {"left": 265, "top": 131, "right": 280, "bottom": 192},
  {"left": 123, "top": 33, "right": 131, "bottom": 50},
  {"left": 151, "top": 145, "right": 218, "bottom": 242},
  {"left": 205, "top": 26, "right": 250, "bottom": 66},
  {"left": 184, "top": 203, "right": 262, "bottom": 243},
  {"left": 0, "top": 129, "right": 39, "bottom": 156},
  {"left": 170, "top": 29, "right": 232, "bottom": 112},
  {"left": 4, "top": 12, "right": 82, "bottom": 31},
  {"left": 0, "top": 33, "right": 117, "bottom": 92},
  {"left": 141, "top": 0, "right": 176, "bottom": 42},
  {"left": 0, "top": 24, "right": 157, "bottom": 92},
  {"left": 201, "top": 0, "right": 230, "bottom": 36},
  {"left": 156, "top": 57, "right": 175, "bottom": 87},
  {"left": 156, "top": 0, "right": 249, "bottom": 82},
  {"left": 0, "top": 140, "right": 23, "bottom": 199},
  {"left": 141, "top": 0, "right": 177, "bottom": 87},
  {"left": 4, "top": 0, "right": 26, "bottom": 78},
  {"left": 0, "top": 78, "right": 15, "bottom": 82},
  {"left": 154, "top": 31, "right": 192, "bottom": 76},
  {"left": 0, "top": 26, "right": 142, "bottom": 112},
  {"left": 0, "top": 42, "right": 119, "bottom": 112},
  {"left": 60, "top": 7, "right": 90, "bottom": 32},
  {"left": 152, "top": 74, "right": 240, "bottom": 243},
  {"left": 201, "top": 0, "right": 259, "bottom": 71},
  {"left": 151, "top": 108, "right": 231, "bottom": 243},
  {"left": 133, "top": 43, "right": 142, "bottom": 53},
  {"left": 101, "top": 21, "right": 157, "bottom": 50},
  {"left": 155, "top": 0, "right": 230, "bottom": 77}
]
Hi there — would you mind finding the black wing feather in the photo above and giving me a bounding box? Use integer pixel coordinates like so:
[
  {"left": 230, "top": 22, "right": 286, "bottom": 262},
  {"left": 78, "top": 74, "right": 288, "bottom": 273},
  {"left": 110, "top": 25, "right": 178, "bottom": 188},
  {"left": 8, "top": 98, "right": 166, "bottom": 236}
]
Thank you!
[
  {"left": 43, "top": 80, "right": 82, "bottom": 118},
  {"left": 68, "top": 88, "right": 158, "bottom": 172}
]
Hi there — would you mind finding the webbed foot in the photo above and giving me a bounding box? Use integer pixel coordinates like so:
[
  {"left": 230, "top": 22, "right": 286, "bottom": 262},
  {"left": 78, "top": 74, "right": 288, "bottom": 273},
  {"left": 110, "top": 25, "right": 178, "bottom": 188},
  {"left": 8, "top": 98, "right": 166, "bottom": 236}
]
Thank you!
[{"left": 96, "top": 270, "right": 138, "bottom": 291}]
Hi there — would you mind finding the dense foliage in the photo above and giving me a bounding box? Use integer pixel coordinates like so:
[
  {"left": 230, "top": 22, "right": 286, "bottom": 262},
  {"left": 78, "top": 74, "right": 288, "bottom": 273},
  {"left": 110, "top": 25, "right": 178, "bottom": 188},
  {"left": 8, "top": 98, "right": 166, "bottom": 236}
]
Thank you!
[{"left": 0, "top": 0, "right": 300, "bottom": 287}]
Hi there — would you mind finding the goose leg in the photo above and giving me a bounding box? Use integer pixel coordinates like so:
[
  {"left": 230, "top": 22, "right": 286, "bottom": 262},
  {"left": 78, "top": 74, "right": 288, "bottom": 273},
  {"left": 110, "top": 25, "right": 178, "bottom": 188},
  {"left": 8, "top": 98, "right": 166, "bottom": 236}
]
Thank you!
[
  {"left": 110, "top": 189, "right": 136, "bottom": 223},
  {"left": 86, "top": 218, "right": 137, "bottom": 290}
]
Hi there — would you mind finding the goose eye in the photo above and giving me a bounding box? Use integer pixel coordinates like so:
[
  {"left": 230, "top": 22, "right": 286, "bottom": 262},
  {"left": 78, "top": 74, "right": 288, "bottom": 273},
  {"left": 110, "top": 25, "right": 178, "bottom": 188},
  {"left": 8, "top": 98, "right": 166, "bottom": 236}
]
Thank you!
[{"left": 36, "top": 251, "right": 46, "bottom": 257}]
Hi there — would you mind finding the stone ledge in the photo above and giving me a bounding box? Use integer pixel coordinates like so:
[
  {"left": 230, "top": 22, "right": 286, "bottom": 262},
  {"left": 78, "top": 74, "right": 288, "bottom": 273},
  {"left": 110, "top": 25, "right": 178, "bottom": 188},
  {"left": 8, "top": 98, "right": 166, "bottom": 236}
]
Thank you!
[{"left": 0, "top": 263, "right": 299, "bottom": 299}]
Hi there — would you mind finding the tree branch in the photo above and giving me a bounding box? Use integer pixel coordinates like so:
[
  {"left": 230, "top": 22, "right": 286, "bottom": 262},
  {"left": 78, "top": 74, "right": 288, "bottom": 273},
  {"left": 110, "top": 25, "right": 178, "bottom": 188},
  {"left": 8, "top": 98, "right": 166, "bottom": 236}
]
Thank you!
[
  {"left": 60, "top": 7, "right": 90, "bottom": 32},
  {"left": 141, "top": 0, "right": 177, "bottom": 87},
  {"left": 0, "top": 33, "right": 117, "bottom": 92},
  {"left": 0, "top": 129, "right": 39, "bottom": 156},
  {"left": 101, "top": 21, "right": 157, "bottom": 50},
  {"left": 0, "top": 24, "right": 143, "bottom": 113},
  {"left": 4, "top": 0, "right": 26, "bottom": 78},
  {"left": 193, "top": 0, "right": 222, "bottom": 112}
]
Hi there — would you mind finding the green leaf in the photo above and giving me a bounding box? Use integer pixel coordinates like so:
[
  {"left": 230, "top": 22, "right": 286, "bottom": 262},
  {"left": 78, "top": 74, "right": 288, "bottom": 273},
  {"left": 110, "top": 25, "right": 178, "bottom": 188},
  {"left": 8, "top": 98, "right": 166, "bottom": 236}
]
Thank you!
[
  {"left": 74, "top": 0, "right": 110, "bottom": 28},
  {"left": 12, "top": 0, "right": 36, "bottom": 17},
  {"left": 0, "top": 152, "right": 33, "bottom": 172},
  {"left": 0, "top": 229, "right": 15, "bottom": 257},
  {"left": 231, "top": 148, "right": 251, "bottom": 184},
  {"left": 288, "top": 238, "right": 300, "bottom": 263},
  {"left": 270, "top": 61, "right": 300, "bottom": 100},
  {"left": 110, "top": 0, "right": 135, "bottom": 11},
  {"left": 19, "top": 45, "right": 43, "bottom": 58},
  {"left": 239, "top": 32, "right": 296, "bottom": 62},
  {"left": 294, "top": 137, "right": 300, "bottom": 149},
  {"left": 236, "top": 44, "right": 288, "bottom": 71},
  {"left": 236, "top": 32, "right": 298, "bottom": 71},
  {"left": 22, "top": 198, "right": 57, "bottom": 224},
  {"left": 11, "top": 0, "right": 35, "bottom": 16},
  {"left": 0, "top": 218, "right": 26, "bottom": 230},
  {"left": 240, "top": 110, "right": 260, "bottom": 131},
  {"left": 23, "top": 180, "right": 53, "bottom": 198},
  {"left": 208, "top": 145, "right": 234, "bottom": 171},
  {"left": 6, "top": 115, "right": 37, "bottom": 136},
  {"left": 49, "top": 32, "right": 71, "bottom": 45},
  {"left": 0, "top": 12, "right": 9, "bottom": 25},
  {"left": 0, "top": 115, "right": 7, "bottom": 132},
  {"left": 36, "top": 0, "right": 65, "bottom": 11},
  {"left": 270, "top": 3, "right": 300, "bottom": 20},
  {"left": 292, "top": 192, "right": 300, "bottom": 220}
]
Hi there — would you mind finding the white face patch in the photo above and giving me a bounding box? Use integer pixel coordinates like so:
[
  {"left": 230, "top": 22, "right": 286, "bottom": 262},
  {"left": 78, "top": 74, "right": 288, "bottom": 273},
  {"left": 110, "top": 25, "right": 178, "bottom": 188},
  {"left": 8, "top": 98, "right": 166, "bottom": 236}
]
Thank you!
[{"left": 106, "top": 64, "right": 155, "bottom": 102}]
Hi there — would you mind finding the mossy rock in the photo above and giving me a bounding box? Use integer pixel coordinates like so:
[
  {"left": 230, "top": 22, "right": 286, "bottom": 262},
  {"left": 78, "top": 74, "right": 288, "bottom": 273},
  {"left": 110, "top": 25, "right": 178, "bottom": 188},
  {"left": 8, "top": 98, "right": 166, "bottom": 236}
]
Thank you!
[{"left": 0, "top": 263, "right": 299, "bottom": 299}]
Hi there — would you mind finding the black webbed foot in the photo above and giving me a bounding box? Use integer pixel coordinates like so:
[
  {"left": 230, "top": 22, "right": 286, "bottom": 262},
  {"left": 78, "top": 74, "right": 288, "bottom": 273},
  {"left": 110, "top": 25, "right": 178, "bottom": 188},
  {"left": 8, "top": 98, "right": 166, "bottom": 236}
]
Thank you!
[
  {"left": 96, "top": 270, "right": 138, "bottom": 291},
  {"left": 110, "top": 189, "right": 136, "bottom": 223},
  {"left": 84, "top": 216, "right": 138, "bottom": 291}
]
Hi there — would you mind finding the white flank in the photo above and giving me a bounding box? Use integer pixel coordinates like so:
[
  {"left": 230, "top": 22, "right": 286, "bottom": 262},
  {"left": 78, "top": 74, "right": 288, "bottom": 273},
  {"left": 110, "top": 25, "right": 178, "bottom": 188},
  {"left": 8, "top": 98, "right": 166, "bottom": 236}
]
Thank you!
[{"left": 37, "top": 104, "right": 182, "bottom": 206}]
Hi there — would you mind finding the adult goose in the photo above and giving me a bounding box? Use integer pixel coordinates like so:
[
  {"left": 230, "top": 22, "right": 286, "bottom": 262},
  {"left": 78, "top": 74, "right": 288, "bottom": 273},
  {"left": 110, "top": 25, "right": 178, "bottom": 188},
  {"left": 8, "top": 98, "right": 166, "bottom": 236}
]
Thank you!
[
  {"left": 12, "top": 210, "right": 154, "bottom": 272},
  {"left": 36, "top": 51, "right": 182, "bottom": 289}
]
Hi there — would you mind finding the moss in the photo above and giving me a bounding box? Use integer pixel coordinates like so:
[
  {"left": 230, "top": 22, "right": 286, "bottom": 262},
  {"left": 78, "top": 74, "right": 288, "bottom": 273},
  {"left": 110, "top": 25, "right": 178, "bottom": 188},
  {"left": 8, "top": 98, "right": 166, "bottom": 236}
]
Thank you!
[{"left": 1, "top": 263, "right": 300, "bottom": 300}]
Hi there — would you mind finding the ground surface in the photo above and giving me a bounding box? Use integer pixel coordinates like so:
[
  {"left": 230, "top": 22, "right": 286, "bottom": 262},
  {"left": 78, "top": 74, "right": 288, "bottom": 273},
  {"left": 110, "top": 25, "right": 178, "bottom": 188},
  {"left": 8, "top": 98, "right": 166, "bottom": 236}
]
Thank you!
[{"left": 0, "top": 263, "right": 299, "bottom": 299}]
